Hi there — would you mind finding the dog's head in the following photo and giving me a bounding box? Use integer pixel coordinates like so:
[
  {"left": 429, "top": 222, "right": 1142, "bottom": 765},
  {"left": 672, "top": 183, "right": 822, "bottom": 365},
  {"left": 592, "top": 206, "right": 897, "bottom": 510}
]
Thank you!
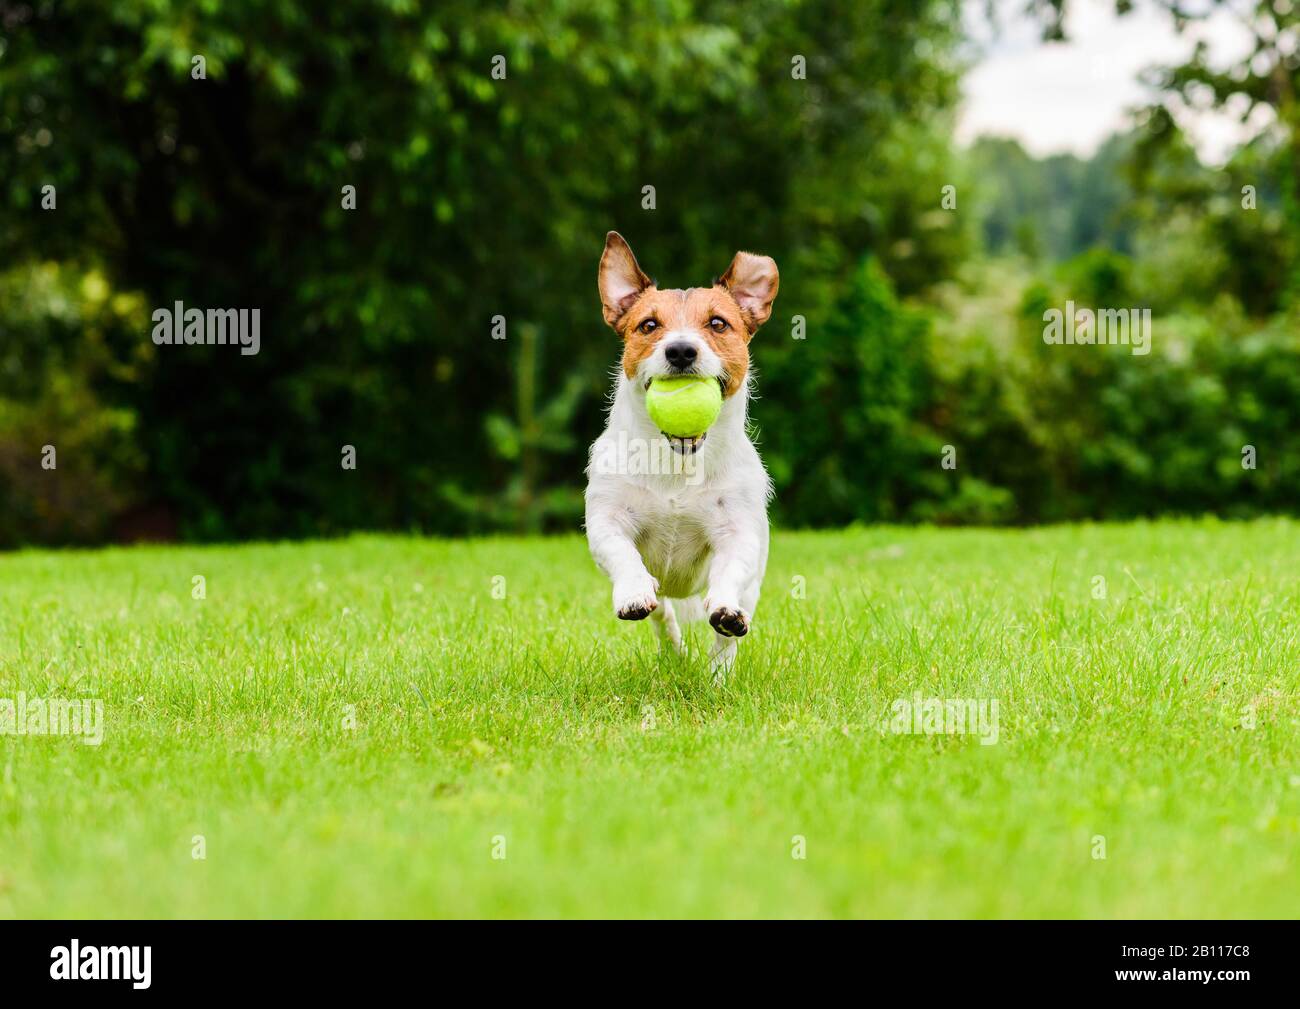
[{"left": 597, "top": 231, "right": 779, "bottom": 411}]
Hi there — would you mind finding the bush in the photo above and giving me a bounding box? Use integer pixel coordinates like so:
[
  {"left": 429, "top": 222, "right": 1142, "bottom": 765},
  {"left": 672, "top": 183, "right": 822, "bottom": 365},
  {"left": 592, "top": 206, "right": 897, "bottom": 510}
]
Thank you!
[
  {"left": 0, "top": 265, "right": 148, "bottom": 546},
  {"left": 760, "top": 257, "right": 944, "bottom": 527},
  {"left": 925, "top": 255, "right": 1300, "bottom": 524}
]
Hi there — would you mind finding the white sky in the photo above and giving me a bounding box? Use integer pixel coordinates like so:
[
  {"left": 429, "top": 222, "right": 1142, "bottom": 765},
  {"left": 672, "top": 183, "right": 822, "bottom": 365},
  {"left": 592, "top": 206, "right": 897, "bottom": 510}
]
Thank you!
[{"left": 956, "top": 0, "right": 1273, "bottom": 165}]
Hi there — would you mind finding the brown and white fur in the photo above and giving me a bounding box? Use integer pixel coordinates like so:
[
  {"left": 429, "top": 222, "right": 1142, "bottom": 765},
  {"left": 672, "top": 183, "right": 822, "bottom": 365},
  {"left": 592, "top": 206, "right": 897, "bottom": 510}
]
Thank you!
[{"left": 584, "top": 231, "right": 778, "bottom": 680}]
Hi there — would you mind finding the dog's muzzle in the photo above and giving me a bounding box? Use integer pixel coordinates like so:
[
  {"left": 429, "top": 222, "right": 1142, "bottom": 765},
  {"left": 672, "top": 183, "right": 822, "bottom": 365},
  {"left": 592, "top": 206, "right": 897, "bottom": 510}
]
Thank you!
[{"left": 666, "top": 433, "right": 707, "bottom": 455}]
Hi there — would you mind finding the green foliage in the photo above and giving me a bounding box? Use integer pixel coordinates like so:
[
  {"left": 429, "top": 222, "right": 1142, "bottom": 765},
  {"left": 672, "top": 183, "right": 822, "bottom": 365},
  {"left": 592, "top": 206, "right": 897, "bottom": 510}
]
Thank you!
[
  {"left": 1038, "top": 0, "right": 1300, "bottom": 300},
  {"left": 966, "top": 135, "right": 1137, "bottom": 262},
  {"left": 929, "top": 256, "right": 1300, "bottom": 524},
  {"left": 1131, "top": 131, "right": 1293, "bottom": 317},
  {"left": 760, "top": 257, "right": 943, "bottom": 526},
  {"left": 968, "top": 120, "right": 1294, "bottom": 319},
  {"left": 0, "top": 0, "right": 967, "bottom": 542},
  {"left": 0, "top": 265, "right": 148, "bottom": 546},
  {"left": 445, "top": 323, "right": 586, "bottom": 534}
]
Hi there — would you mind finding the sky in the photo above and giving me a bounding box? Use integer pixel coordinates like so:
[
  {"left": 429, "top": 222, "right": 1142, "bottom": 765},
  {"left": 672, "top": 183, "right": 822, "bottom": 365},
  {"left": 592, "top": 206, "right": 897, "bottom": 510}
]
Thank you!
[{"left": 956, "top": 0, "right": 1272, "bottom": 165}]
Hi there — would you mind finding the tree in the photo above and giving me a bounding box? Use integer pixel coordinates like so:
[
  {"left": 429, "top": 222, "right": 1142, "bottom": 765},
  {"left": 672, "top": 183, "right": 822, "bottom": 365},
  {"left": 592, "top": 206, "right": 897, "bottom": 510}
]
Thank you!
[
  {"left": 1030, "top": 0, "right": 1300, "bottom": 301},
  {"left": 0, "top": 0, "right": 967, "bottom": 541}
]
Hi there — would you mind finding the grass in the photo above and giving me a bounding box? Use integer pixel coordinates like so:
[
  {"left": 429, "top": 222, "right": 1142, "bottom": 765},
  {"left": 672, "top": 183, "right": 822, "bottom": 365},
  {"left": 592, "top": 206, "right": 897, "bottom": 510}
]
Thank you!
[{"left": 0, "top": 518, "right": 1297, "bottom": 918}]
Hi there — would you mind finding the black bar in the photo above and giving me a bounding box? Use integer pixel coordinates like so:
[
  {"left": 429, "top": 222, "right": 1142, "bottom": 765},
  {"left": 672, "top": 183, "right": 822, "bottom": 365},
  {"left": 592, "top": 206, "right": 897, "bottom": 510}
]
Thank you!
[{"left": 0, "top": 921, "right": 1290, "bottom": 995}]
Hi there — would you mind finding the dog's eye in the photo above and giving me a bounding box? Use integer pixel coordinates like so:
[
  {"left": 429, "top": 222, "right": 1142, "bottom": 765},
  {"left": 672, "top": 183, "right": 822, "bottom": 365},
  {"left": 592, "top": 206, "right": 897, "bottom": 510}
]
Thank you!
[
  {"left": 639, "top": 319, "right": 658, "bottom": 334},
  {"left": 709, "top": 316, "right": 728, "bottom": 333}
]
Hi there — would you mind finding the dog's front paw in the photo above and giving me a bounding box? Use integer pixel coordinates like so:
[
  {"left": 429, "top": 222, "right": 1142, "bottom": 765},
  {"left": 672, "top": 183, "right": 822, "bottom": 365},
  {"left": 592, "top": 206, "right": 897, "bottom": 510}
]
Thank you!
[
  {"left": 613, "top": 577, "right": 659, "bottom": 621},
  {"left": 709, "top": 605, "right": 749, "bottom": 638}
]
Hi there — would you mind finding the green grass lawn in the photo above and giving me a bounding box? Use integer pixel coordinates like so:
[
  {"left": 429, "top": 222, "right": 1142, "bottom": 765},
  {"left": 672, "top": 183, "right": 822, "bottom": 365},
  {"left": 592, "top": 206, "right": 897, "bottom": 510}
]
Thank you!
[{"left": 0, "top": 519, "right": 1297, "bottom": 918}]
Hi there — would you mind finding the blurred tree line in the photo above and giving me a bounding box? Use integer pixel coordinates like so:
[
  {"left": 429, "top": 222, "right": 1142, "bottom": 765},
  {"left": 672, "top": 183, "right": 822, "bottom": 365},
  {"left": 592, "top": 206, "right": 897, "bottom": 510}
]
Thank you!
[
  {"left": 939, "top": 0, "right": 1300, "bottom": 523},
  {"left": 0, "top": 0, "right": 1296, "bottom": 545}
]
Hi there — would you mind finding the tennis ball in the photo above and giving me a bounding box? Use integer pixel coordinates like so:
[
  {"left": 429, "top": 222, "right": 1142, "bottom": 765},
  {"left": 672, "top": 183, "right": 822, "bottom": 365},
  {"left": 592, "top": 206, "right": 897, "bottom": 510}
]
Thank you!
[{"left": 645, "top": 376, "right": 723, "bottom": 437}]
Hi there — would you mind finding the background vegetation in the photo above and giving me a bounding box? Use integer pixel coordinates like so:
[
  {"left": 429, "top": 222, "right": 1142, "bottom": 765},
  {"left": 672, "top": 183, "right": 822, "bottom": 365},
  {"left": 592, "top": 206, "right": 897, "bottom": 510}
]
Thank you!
[{"left": 0, "top": 0, "right": 1296, "bottom": 546}]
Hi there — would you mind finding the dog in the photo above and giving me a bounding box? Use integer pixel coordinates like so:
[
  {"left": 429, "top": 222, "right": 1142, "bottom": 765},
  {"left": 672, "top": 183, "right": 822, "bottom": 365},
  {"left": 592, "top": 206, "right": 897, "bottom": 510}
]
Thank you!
[{"left": 584, "top": 231, "right": 778, "bottom": 679}]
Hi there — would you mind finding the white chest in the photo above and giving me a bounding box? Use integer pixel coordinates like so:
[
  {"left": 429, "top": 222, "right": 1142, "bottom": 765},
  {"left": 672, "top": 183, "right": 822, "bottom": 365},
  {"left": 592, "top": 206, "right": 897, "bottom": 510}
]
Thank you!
[{"left": 629, "top": 485, "right": 716, "bottom": 597}]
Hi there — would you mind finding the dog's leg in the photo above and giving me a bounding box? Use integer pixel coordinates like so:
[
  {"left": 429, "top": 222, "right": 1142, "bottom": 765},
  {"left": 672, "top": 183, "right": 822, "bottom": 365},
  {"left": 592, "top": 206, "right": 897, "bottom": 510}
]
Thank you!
[
  {"left": 704, "top": 515, "right": 765, "bottom": 639},
  {"left": 650, "top": 599, "right": 684, "bottom": 655},
  {"left": 709, "top": 582, "right": 759, "bottom": 683},
  {"left": 709, "top": 632, "right": 737, "bottom": 683},
  {"left": 585, "top": 504, "right": 658, "bottom": 620}
]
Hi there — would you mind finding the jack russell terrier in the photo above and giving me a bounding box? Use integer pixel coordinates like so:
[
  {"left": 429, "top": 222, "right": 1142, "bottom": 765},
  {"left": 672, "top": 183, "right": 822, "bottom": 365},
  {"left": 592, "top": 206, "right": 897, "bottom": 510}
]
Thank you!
[{"left": 584, "top": 231, "right": 779, "bottom": 679}]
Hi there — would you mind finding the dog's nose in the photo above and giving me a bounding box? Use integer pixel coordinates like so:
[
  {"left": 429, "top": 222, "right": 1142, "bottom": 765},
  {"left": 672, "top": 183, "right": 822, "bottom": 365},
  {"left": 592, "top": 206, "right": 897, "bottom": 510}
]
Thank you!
[{"left": 664, "top": 342, "right": 698, "bottom": 369}]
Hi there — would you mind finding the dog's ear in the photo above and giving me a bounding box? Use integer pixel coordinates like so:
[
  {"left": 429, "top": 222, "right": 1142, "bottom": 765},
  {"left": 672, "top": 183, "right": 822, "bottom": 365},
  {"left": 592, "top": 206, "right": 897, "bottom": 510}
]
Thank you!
[
  {"left": 719, "top": 251, "right": 779, "bottom": 334},
  {"left": 599, "top": 231, "right": 652, "bottom": 329}
]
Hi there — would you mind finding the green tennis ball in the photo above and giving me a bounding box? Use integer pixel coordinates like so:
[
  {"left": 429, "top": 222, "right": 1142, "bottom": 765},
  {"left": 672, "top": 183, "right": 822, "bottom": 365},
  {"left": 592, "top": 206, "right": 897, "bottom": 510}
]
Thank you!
[{"left": 645, "top": 376, "right": 723, "bottom": 437}]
